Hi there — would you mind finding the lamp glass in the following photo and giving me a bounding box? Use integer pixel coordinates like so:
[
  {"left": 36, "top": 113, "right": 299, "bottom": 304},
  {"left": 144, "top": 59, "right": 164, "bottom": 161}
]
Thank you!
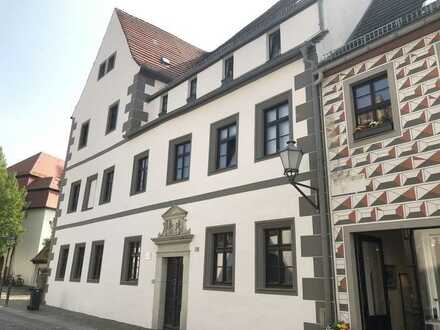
[{"left": 279, "top": 141, "right": 303, "bottom": 172}]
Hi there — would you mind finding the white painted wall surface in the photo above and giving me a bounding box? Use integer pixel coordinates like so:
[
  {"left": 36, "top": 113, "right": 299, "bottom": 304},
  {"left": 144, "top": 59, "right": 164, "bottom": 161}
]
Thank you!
[
  {"left": 167, "top": 82, "right": 188, "bottom": 113},
  {"left": 281, "top": 3, "right": 321, "bottom": 53},
  {"left": 316, "top": 0, "right": 373, "bottom": 59},
  {"left": 47, "top": 59, "right": 318, "bottom": 329},
  {"left": 197, "top": 61, "right": 222, "bottom": 98},
  {"left": 234, "top": 34, "right": 267, "bottom": 78},
  {"left": 69, "top": 10, "right": 140, "bottom": 166},
  {"left": 57, "top": 61, "right": 306, "bottom": 227},
  {"left": 12, "top": 208, "right": 54, "bottom": 285}
]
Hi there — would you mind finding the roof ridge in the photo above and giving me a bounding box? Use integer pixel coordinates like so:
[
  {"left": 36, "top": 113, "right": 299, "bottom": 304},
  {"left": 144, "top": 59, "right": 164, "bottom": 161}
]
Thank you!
[{"left": 115, "top": 8, "right": 206, "bottom": 53}]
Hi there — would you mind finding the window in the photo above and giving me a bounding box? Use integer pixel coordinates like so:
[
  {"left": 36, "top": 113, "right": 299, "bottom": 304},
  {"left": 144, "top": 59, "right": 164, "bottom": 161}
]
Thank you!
[
  {"left": 160, "top": 94, "right": 168, "bottom": 115},
  {"left": 255, "top": 218, "right": 297, "bottom": 295},
  {"left": 208, "top": 114, "right": 239, "bottom": 175},
  {"left": 268, "top": 29, "right": 281, "bottom": 60},
  {"left": 167, "top": 134, "right": 192, "bottom": 184},
  {"left": 223, "top": 56, "right": 234, "bottom": 82},
  {"left": 87, "top": 241, "right": 104, "bottom": 283},
  {"left": 188, "top": 77, "right": 197, "bottom": 101},
  {"left": 55, "top": 245, "right": 69, "bottom": 281},
  {"left": 97, "top": 52, "right": 116, "bottom": 80},
  {"left": 130, "top": 150, "right": 149, "bottom": 195},
  {"left": 352, "top": 74, "right": 393, "bottom": 140},
  {"left": 78, "top": 121, "right": 90, "bottom": 149},
  {"left": 67, "top": 180, "right": 81, "bottom": 213},
  {"left": 107, "top": 53, "right": 116, "bottom": 73},
  {"left": 255, "top": 91, "right": 292, "bottom": 161},
  {"left": 120, "top": 236, "right": 142, "bottom": 285},
  {"left": 70, "top": 243, "right": 86, "bottom": 282},
  {"left": 99, "top": 166, "right": 114, "bottom": 205},
  {"left": 106, "top": 101, "right": 119, "bottom": 134},
  {"left": 344, "top": 63, "right": 400, "bottom": 147},
  {"left": 203, "top": 225, "right": 235, "bottom": 291},
  {"left": 175, "top": 142, "right": 191, "bottom": 181},
  {"left": 264, "top": 103, "right": 290, "bottom": 155},
  {"left": 81, "top": 174, "right": 97, "bottom": 211},
  {"left": 98, "top": 63, "right": 106, "bottom": 80}
]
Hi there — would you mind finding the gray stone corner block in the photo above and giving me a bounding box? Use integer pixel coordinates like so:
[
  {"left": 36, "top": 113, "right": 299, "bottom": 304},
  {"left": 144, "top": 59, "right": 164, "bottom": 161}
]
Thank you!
[
  {"left": 294, "top": 70, "right": 314, "bottom": 91},
  {"left": 295, "top": 101, "right": 314, "bottom": 123},
  {"left": 304, "top": 322, "right": 325, "bottom": 330},
  {"left": 303, "top": 278, "right": 326, "bottom": 301},
  {"left": 299, "top": 196, "right": 319, "bottom": 217},
  {"left": 301, "top": 235, "right": 323, "bottom": 257},
  {"left": 131, "top": 110, "right": 149, "bottom": 122}
]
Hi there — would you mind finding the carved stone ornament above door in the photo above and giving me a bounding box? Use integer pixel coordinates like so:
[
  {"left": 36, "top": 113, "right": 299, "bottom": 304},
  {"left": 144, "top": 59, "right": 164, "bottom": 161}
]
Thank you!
[{"left": 152, "top": 205, "right": 193, "bottom": 245}]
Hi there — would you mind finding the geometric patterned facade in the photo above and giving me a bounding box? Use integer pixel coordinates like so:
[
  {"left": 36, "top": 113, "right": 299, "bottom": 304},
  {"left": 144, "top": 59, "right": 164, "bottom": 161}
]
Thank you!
[{"left": 321, "top": 29, "right": 440, "bottom": 323}]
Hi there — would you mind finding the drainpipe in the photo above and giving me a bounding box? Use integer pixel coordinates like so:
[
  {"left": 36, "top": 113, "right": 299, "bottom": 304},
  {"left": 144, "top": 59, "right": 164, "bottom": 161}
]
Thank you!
[{"left": 301, "top": 42, "right": 336, "bottom": 327}]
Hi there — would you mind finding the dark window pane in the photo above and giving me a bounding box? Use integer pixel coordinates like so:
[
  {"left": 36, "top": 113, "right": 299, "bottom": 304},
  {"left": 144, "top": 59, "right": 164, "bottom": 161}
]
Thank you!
[
  {"left": 264, "top": 228, "right": 293, "bottom": 288},
  {"left": 161, "top": 95, "right": 168, "bottom": 114},
  {"left": 269, "top": 30, "right": 281, "bottom": 60},
  {"left": 373, "top": 78, "right": 388, "bottom": 92},
  {"left": 175, "top": 142, "right": 191, "bottom": 181},
  {"left": 355, "top": 84, "right": 371, "bottom": 97},
  {"left": 263, "top": 102, "right": 290, "bottom": 156},
  {"left": 107, "top": 54, "right": 115, "bottom": 72},
  {"left": 224, "top": 57, "right": 234, "bottom": 80},
  {"left": 98, "top": 62, "right": 106, "bottom": 79},
  {"left": 79, "top": 122, "right": 89, "bottom": 148},
  {"left": 355, "top": 95, "right": 372, "bottom": 110}
]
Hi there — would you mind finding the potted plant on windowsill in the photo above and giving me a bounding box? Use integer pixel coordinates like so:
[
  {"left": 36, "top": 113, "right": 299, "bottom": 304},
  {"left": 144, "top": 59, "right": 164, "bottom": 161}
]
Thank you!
[
  {"left": 353, "top": 118, "right": 393, "bottom": 141},
  {"left": 326, "top": 321, "right": 350, "bottom": 330}
]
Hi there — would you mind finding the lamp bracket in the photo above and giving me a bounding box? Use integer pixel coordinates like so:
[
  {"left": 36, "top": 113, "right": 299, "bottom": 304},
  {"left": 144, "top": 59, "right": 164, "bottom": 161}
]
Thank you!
[{"left": 286, "top": 174, "right": 319, "bottom": 210}]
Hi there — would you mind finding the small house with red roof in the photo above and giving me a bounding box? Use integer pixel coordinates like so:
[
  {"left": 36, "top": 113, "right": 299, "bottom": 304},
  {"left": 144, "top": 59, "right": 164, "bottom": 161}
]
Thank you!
[{"left": 4, "top": 152, "right": 64, "bottom": 286}]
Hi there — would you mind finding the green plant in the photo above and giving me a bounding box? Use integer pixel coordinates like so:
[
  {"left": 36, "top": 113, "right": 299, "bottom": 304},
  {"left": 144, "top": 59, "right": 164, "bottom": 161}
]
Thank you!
[{"left": 326, "top": 321, "right": 350, "bottom": 330}]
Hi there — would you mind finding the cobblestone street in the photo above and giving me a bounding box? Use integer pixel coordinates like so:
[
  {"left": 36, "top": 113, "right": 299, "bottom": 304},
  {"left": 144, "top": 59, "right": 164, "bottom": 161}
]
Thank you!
[{"left": 0, "top": 289, "right": 147, "bottom": 330}]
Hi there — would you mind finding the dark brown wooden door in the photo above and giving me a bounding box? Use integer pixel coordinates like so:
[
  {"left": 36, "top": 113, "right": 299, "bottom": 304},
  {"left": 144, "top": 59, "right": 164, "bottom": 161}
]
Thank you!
[
  {"left": 164, "top": 257, "right": 183, "bottom": 330},
  {"left": 356, "top": 235, "right": 391, "bottom": 330}
]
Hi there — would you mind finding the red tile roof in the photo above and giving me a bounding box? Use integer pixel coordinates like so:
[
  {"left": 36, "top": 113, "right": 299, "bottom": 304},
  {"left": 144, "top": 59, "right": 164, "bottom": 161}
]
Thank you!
[
  {"left": 8, "top": 152, "right": 64, "bottom": 210},
  {"left": 116, "top": 9, "right": 206, "bottom": 79}
]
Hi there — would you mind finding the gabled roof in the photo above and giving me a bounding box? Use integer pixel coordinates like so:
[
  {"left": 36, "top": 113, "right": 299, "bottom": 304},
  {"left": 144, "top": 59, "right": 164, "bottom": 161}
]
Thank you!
[
  {"left": 116, "top": 8, "right": 206, "bottom": 79},
  {"left": 350, "top": 0, "right": 426, "bottom": 40},
  {"left": 8, "top": 152, "right": 64, "bottom": 209},
  {"left": 8, "top": 152, "right": 64, "bottom": 179}
]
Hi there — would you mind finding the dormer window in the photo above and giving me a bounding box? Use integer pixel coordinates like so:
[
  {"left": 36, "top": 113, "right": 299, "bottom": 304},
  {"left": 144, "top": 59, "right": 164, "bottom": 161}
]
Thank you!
[
  {"left": 98, "top": 52, "right": 117, "bottom": 80},
  {"left": 161, "top": 57, "right": 171, "bottom": 65},
  {"left": 188, "top": 77, "right": 197, "bottom": 102},
  {"left": 223, "top": 56, "right": 234, "bottom": 83},
  {"left": 268, "top": 29, "right": 281, "bottom": 60}
]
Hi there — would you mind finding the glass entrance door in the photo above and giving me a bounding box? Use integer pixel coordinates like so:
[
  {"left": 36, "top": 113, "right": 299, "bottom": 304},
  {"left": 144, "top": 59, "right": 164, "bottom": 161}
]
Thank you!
[
  {"left": 414, "top": 229, "right": 440, "bottom": 329},
  {"left": 356, "top": 235, "right": 392, "bottom": 330},
  {"left": 163, "top": 257, "right": 183, "bottom": 330}
]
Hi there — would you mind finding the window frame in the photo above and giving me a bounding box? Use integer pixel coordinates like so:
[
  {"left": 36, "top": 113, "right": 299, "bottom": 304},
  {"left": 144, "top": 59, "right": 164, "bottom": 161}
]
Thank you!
[
  {"left": 222, "top": 56, "right": 234, "bottom": 83},
  {"left": 203, "top": 224, "right": 236, "bottom": 292},
  {"left": 160, "top": 94, "right": 168, "bottom": 116},
  {"left": 187, "top": 77, "right": 197, "bottom": 102},
  {"left": 78, "top": 120, "right": 90, "bottom": 150},
  {"left": 97, "top": 52, "right": 117, "bottom": 80},
  {"left": 99, "top": 166, "right": 115, "bottom": 205},
  {"left": 70, "top": 242, "right": 86, "bottom": 282},
  {"left": 120, "top": 236, "right": 142, "bottom": 286},
  {"left": 106, "top": 101, "right": 119, "bottom": 135},
  {"left": 208, "top": 114, "right": 239, "bottom": 175},
  {"left": 67, "top": 180, "right": 81, "bottom": 214},
  {"left": 55, "top": 244, "right": 70, "bottom": 281},
  {"left": 130, "top": 150, "right": 149, "bottom": 196},
  {"left": 87, "top": 240, "right": 105, "bottom": 283},
  {"left": 255, "top": 91, "right": 293, "bottom": 162},
  {"left": 81, "top": 174, "right": 98, "bottom": 211},
  {"left": 255, "top": 218, "right": 297, "bottom": 295},
  {"left": 344, "top": 63, "right": 401, "bottom": 148},
  {"left": 166, "top": 134, "right": 192, "bottom": 185},
  {"left": 268, "top": 29, "right": 281, "bottom": 61}
]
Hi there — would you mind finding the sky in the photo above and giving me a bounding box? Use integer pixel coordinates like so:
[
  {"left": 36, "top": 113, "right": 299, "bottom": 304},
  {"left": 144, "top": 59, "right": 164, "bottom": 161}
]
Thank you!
[{"left": 0, "top": 0, "right": 279, "bottom": 166}]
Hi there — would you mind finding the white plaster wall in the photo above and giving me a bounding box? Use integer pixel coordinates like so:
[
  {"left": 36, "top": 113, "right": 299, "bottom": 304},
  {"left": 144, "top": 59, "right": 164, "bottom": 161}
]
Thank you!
[
  {"left": 69, "top": 10, "right": 140, "bottom": 166},
  {"left": 12, "top": 208, "right": 54, "bottom": 285},
  {"left": 197, "top": 61, "right": 222, "bottom": 98},
  {"left": 235, "top": 34, "right": 267, "bottom": 78},
  {"left": 167, "top": 82, "right": 188, "bottom": 113},
  {"left": 47, "top": 186, "right": 315, "bottom": 330},
  {"left": 48, "top": 59, "right": 318, "bottom": 329},
  {"left": 316, "top": 0, "right": 373, "bottom": 60},
  {"left": 281, "top": 3, "right": 321, "bottom": 53},
  {"left": 57, "top": 61, "right": 306, "bottom": 227}
]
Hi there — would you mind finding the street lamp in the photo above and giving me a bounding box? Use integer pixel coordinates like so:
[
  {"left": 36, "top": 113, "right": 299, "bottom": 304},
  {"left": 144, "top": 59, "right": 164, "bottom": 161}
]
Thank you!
[{"left": 279, "top": 140, "right": 319, "bottom": 210}]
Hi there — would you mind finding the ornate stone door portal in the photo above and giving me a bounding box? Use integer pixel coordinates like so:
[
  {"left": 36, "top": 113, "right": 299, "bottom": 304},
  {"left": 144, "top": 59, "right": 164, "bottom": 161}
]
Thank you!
[{"left": 151, "top": 206, "right": 193, "bottom": 330}]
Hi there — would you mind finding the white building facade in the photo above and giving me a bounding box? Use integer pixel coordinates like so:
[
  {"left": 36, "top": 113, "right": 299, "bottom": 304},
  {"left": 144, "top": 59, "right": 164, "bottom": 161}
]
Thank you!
[{"left": 46, "top": 1, "right": 373, "bottom": 329}]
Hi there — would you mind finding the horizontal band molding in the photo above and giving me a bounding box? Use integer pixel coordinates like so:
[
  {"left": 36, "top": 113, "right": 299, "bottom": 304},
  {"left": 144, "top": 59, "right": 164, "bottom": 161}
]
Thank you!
[{"left": 56, "top": 173, "right": 310, "bottom": 231}]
